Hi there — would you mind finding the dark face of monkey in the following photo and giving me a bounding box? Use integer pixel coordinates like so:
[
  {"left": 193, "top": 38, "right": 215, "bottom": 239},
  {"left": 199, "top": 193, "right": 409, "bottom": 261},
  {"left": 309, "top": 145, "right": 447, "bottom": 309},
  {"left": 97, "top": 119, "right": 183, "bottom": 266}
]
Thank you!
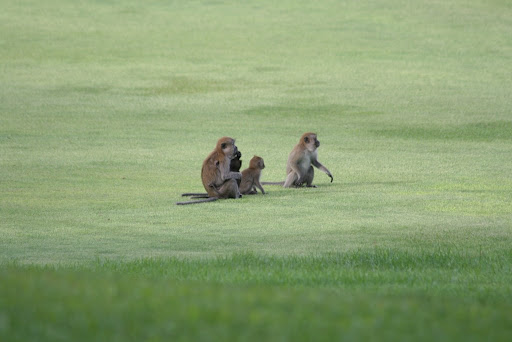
[{"left": 230, "top": 150, "right": 242, "bottom": 172}]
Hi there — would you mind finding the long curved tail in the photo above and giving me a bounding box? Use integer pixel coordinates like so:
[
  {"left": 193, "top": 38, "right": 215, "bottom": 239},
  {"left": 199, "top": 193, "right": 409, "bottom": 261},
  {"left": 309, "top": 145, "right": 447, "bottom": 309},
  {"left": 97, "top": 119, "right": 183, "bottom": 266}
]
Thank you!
[{"left": 176, "top": 197, "right": 218, "bottom": 205}]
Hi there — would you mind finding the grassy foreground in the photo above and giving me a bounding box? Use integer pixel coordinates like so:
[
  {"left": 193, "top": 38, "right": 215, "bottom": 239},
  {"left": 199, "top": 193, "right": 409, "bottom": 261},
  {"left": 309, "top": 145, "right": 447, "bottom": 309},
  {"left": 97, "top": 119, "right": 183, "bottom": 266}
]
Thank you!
[
  {"left": 1, "top": 0, "right": 512, "bottom": 340},
  {"left": 3, "top": 251, "right": 512, "bottom": 341}
]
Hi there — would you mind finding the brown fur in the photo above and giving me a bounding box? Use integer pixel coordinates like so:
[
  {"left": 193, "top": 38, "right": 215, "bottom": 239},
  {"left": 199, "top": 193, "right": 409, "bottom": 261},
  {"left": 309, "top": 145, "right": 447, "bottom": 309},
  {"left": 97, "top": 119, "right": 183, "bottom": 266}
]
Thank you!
[
  {"left": 201, "top": 136, "right": 242, "bottom": 198},
  {"left": 181, "top": 149, "right": 242, "bottom": 198},
  {"left": 240, "top": 156, "right": 266, "bottom": 195},
  {"left": 283, "top": 132, "right": 333, "bottom": 188},
  {"left": 177, "top": 137, "right": 241, "bottom": 205}
]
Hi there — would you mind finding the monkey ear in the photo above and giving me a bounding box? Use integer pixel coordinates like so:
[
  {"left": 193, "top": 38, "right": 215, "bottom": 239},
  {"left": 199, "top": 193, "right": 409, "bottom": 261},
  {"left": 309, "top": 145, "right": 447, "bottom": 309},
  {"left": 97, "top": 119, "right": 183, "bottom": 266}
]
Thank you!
[
  {"left": 304, "top": 136, "right": 309, "bottom": 143},
  {"left": 215, "top": 160, "right": 220, "bottom": 166}
]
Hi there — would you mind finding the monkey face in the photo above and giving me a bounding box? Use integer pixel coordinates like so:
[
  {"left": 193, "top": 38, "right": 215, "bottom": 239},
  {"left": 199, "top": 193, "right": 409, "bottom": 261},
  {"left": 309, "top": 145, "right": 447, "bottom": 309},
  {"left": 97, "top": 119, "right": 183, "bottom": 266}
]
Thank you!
[
  {"left": 230, "top": 149, "right": 242, "bottom": 173},
  {"left": 218, "top": 137, "right": 238, "bottom": 159},
  {"left": 258, "top": 157, "right": 265, "bottom": 169},
  {"left": 250, "top": 156, "right": 265, "bottom": 169},
  {"left": 302, "top": 133, "right": 319, "bottom": 152}
]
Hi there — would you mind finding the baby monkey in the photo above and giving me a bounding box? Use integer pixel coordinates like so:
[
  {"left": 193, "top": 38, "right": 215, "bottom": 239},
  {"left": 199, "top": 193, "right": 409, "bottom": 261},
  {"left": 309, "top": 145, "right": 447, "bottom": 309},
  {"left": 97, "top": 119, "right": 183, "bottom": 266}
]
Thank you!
[{"left": 239, "top": 156, "right": 266, "bottom": 195}]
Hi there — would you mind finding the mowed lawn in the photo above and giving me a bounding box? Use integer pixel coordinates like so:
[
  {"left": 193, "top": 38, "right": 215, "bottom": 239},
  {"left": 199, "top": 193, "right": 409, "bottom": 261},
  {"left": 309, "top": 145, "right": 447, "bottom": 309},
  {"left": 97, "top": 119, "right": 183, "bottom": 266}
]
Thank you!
[{"left": 1, "top": 0, "right": 511, "bottom": 341}]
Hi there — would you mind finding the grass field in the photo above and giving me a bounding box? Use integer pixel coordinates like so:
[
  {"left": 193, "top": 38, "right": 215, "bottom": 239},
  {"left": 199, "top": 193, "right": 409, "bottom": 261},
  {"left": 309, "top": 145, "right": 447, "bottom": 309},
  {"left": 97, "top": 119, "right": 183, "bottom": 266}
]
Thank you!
[{"left": 1, "top": 0, "right": 512, "bottom": 340}]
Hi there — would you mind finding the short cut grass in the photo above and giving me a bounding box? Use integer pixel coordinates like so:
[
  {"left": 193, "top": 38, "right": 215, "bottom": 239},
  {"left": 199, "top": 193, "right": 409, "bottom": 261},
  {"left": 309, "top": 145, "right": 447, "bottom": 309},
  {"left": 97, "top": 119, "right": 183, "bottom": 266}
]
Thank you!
[{"left": 1, "top": 0, "right": 512, "bottom": 341}]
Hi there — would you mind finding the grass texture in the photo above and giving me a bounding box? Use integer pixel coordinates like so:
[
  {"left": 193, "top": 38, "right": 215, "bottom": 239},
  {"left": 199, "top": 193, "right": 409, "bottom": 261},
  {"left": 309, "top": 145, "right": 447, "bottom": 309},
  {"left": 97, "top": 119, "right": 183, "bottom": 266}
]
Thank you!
[
  {"left": 1, "top": 0, "right": 512, "bottom": 340},
  {"left": 3, "top": 251, "right": 512, "bottom": 342}
]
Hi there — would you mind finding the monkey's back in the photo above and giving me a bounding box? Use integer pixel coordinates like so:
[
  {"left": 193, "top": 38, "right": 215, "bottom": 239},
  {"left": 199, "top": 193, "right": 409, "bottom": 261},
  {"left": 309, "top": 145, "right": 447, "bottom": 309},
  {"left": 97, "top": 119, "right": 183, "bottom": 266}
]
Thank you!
[
  {"left": 201, "top": 150, "right": 222, "bottom": 197},
  {"left": 239, "top": 168, "right": 254, "bottom": 193}
]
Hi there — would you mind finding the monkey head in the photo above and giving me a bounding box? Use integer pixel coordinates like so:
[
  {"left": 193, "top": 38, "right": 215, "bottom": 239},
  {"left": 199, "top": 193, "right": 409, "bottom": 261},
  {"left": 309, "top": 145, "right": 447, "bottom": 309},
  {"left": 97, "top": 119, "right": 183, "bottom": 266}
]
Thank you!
[
  {"left": 300, "top": 132, "right": 320, "bottom": 152},
  {"left": 230, "top": 149, "right": 242, "bottom": 174},
  {"left": 216, "top": 137, "right": 238, "bottom": 159},
  {"left": 249, "top": 155, "right": 265, "bottom": 170}
]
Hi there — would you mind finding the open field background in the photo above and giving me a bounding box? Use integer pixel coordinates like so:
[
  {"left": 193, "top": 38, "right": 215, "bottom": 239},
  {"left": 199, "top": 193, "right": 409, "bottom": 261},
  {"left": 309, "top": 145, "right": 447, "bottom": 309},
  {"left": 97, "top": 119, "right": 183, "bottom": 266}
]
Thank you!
[{"left": 1, "top": 0, "right": 511, "bottom": 340}]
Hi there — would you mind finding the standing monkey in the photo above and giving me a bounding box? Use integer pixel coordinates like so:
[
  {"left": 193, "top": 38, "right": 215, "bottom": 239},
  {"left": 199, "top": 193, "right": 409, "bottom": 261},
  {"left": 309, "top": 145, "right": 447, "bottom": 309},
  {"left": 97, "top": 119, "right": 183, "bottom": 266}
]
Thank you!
[
  {"left": 177, "top": 137, "right": 242, "bottom": 205},
  {"left": 282, "top": 132, "right": 333, "bottom": 187},
  {"left": 240, "top": 156, "right": 266, "bottom": 195}
]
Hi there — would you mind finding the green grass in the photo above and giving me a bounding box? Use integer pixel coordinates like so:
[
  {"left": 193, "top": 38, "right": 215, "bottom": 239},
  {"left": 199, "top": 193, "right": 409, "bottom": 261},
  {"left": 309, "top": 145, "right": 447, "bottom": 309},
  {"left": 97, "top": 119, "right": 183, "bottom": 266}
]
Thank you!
[
  {"left": 1, "top": 0, "right": 512, "bottom": 340},
  {"left": 3, "top": 251, "right": 512, "bottom": 341}
]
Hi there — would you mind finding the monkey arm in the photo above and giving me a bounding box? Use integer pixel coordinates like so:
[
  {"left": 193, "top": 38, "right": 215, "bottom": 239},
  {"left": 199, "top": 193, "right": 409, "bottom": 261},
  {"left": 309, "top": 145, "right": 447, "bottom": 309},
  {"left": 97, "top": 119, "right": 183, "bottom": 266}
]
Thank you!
[
  {"left": 254, "top": 178, "right": 265, "bottom": 194},
  {"left": 222, "top": 171, "right": 242, "bottom": 181},
  {"left": 312, "top": 159, "right": 333, "bottom": 182},
  {"left": 222, "top": 167, "right": 242, "bottom": 181},
  {"left": 231, "top": 171, "right": 242, "bottom": 180},
  {"left": 256, "top": 185, "right": 265, "bottom": 194},
  {"left": 208, "top": 183, "right": 221, "bottom": 196},
  {"left": 217, "top": 160, "right": 242, "bottom": 182}
]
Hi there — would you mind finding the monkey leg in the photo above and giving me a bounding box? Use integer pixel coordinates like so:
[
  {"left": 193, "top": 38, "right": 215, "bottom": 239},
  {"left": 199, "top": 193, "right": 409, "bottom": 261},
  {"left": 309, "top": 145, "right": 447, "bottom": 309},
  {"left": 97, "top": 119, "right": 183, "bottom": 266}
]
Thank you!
[
  {"left": 284, "top": 172, "right": 298, "bottom": 188},
  {"left": 246, "top": 186, "right": 258, "bottom": 195},
  {"left": 304, "top": 166, "right": 316, "bottom": 187},
  {"left": 291, "top": 166, "right": 314, "bottom": 187},
  {"left": 217, "top": 178, "right": 241, "bottom": 199}
]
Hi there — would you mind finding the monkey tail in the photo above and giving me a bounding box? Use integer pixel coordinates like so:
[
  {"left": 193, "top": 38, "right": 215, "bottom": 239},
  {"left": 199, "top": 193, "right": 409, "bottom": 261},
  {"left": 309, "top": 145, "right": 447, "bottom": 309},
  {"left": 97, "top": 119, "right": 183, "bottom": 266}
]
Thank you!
[
  {"left": 176, "top": 197, "right": 218, "bottom": 205},
  {"left": 181, "top": 192, "right": 208, "bottom": 197},
  {"left": 261, "top": 181, "right": 285, "bottom": 185},
  {"left": 189, "top": 195, "right": 210, "bottom": 199}
]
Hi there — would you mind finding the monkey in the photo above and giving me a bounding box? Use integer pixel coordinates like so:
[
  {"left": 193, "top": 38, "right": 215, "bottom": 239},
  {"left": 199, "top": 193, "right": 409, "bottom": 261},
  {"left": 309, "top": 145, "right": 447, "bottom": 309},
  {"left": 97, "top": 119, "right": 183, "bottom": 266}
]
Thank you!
[
  {"left": 284, "top": 132, "right": 333, "bottom": 187},
  {"left": 201, "top": 137, "right": 242, "bottom": 198},
  {"left": 230, "top": 150, "right": 242, "bottom": 187},
  {"left": 239, "top": 156, "right": 266, "bottom": 195},
  {"left": 176, "top": 137, "right": 242, "bottom": 205},
  {"left": 180, "top": 149, "right": 242, "bottom": 199},
  {"left": 262, "top": 132, "right": 333, "bottom": 188}
]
